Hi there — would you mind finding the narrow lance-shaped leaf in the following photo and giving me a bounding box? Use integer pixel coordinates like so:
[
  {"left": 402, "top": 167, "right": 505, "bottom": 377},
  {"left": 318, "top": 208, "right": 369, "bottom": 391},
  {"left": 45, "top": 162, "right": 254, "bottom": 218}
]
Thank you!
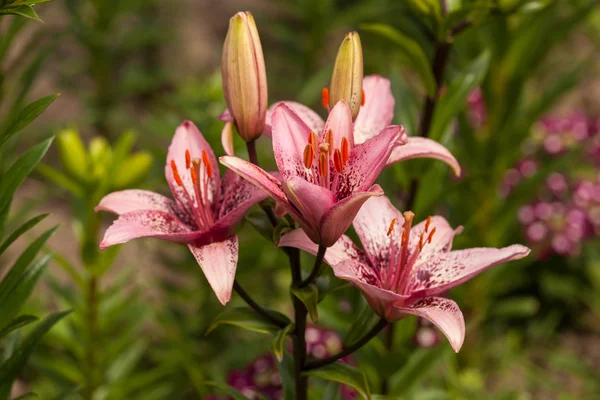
[
  {"left": 0, "top": 213, "right": 49, "bottom": 256},
  {"left": 206, "top": 307, "right": 291, "bottom": 336},
  {"left": 272, "top": 324, "right": 294, "bottom": 362},
  {"left": 0, "top": 95, "right": 58, "bottom": 148},
  {"left": 0, "top": 315, "right": 39, "bottom": 339},
  {"left": 304, "top": 363, "right": 371, "bottom": 400},
  {"left": 291, "top": 285, "right": 319, "bottom": 323},
  {"left": 0, "top": 5, "right": 42, "bottom": 22}
]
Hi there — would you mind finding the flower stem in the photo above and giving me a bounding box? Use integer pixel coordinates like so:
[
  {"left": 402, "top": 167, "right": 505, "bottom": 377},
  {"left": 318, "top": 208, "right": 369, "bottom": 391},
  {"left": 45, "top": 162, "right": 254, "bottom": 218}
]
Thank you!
[
  {"left": 304, "top": 318, "right": 388, "bottom": 370},
  {"left": 247, "top": 139, "right": 259, "bottom": 165},
  {"left": 233, "top": 280, "right": 287, "bottom": 328},
  {"left": 289, "top": 247, "right": 309, "bottom": 400},
  {"left": 299, "top": 244, "right": 327, "bottom": 287}
]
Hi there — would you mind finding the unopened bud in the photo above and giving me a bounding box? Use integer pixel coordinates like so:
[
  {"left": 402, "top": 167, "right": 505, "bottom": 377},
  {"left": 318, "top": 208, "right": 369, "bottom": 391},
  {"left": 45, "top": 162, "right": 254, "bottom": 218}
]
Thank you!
[
  {"left": 329, "top": 32, "right": 363, "bottom": 120},
  {"left": 221, "top": 11, "right": 268, "bottom": 142}
]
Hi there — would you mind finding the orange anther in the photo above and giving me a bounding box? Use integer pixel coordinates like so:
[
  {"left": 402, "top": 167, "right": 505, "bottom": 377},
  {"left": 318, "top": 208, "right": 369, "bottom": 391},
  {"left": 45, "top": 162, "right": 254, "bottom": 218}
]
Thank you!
[
  {"left": 190, "top": 165, "right": 198, "bottom": 185},
  {"left": 341, "top": 137, "right": 349, "bottom": 163},
  {"left": 425, "top": 216, "right": 432, "bottom": 233},
  {"left": 418, "top": 232, "right": 425, "bottom": 251},
  {"left": 324, "top": 129, "right": 334, "bottom": 149},
  {"left": 361, "top": 89, "right": 365, "bottom": 106},
  {"left": 202, "top": 150, "right": 213, "bottom": 179},
  {"left": 387, "top": 218, "right": 396, "bottom": 237},
  {"left": 303, "top": 144, "right": 314, "bottom": 169},
  {"left": 427, "top": 227, "right": 436, "bottom": 243},
  {"left": 321, "top": 87, "right": 330, "bottom": 110},
  {"left": 185, "top": 150, "right": 191, "bottom": 169},
  {"left": 318, "top": 152, "right": 328, "bottom": 178},
  {"left": 170, "top": 160, "right": 183, "bottom": 186},
  {"left": 308, "top": 131, "right": 319, "bottom": 155},
  {"left": 333, "top": 149, "right": 343, "bottom": 173}
]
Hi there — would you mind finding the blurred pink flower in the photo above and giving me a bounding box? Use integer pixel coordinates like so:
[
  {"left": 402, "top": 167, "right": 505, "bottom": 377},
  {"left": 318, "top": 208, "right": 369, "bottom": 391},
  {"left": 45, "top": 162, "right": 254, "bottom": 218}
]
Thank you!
[
  {"left": 96, "top": 121, "right": 268, "bottom": 305},
  {"left": 279, "top": 196, "right": 530, "bottom": 352}
]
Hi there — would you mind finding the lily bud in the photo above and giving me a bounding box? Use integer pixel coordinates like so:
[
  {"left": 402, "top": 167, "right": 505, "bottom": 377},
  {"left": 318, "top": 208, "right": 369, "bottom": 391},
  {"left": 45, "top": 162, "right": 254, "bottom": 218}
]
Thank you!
[
  {"left": 329, "top": 31, "right": 363, "bottom": 120},
  {"left": 221, "top": 11, "right": 268, "bottom": 142}
]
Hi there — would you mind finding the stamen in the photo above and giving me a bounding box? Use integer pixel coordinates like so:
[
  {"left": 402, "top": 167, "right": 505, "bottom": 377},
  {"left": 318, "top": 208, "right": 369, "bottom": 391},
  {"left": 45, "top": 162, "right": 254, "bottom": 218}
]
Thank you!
[
  {"left": 361, "top": 89, "right": 365, "bottom": 106},
  {"left": 321, "top": 88, "right": 329, "bottom": 110},
  {"left": 202, "top": 150, "right": 213, "bottom": 179},
  {"left": 333, "top": 149, "right": 343, "bottom": 173},
  {"left": 324, "top": 129, "right": 334, "bottom": 150},
  {"left": 303, "top": 144, "right": 314, "bottom": 169},
  {"left": 170, "top": 160, "right": 183, "bottom": 186},
  {"left": 341, "top": 137, "right": 349, "bottom": 163},
  {"left": 190, "top": 165, "right": 198, "bottom": 185},
  {"left": 318, "top": 152, "right": 328, "bottom": 178},
  {"left": 427, "top": 227, "right": 436, "bottom": 244},
  {"left": 418, "top": 232, "right": 425, "bottom": 251},
  {"left": 308, "top": 131, "right": 319, "bottom": 155},
  {"left": 319, "top": 142, "right": 330, "bottom": 154},
  {"left": 185, "top": 150, "right": 191, "bottom": 169},
  {"left": 387, "top": 218, "right": 396, "bottom": 236},
  {"left": 425, "top": 216, "right": 431, "bottom": 233}
]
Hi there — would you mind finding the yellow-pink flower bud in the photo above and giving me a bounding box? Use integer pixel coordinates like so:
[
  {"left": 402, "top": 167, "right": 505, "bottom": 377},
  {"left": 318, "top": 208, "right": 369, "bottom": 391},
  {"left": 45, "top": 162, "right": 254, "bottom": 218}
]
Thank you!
[{"left": 329, "top": 32, "right": 363, "bottom": 120}]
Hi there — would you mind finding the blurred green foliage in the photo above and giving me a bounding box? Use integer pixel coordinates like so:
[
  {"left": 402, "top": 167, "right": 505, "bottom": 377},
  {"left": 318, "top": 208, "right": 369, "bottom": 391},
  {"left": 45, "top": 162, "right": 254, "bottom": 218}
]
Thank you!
[{"left": 0, "top": 0, "right": 598, "bottom": 398}]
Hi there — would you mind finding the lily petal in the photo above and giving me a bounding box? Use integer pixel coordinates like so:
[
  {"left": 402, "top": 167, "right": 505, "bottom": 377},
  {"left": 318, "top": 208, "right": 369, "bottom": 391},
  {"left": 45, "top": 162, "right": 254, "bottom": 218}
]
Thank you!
[
  {"left": 219, "top": 109, "right": 233, "bottom": 122},
  {"left": 95, "top": 190, "right": 177, "bottom": 215},
  {"left": 354, "top": 75, "right": 395, "bottom": 145},
  {"left": 393, "top": 297, "right": 465, "bottom": 352},
  {"left": 188, "top": 235, "right": 238, "bottom": 305},
  {"left": 408, "top": 216, "right": 460, "bottom": 265},
  {"left": 339, "top": 126, "right": 401, "bottom": 197},
  {"left": 166, "top": 121, "right": 221, "bottom": 213},
  {"left": 217, "top": 170, "right": 269, "bottom": 229},
  {"left": 333, "top": 259, "right": 409, "bottom": 318},
  {"left": 407, "top": 245, "right": 531, "bottom": 297},
  {"left": 219, "top": 156, "right": 287, "bottom": 204},
  {"left": 278, "top": 228, "right": 367, "bottom": 266},
  {"left": 353, "top": 195, "right": 405, "bottom": 268},
  {"left": 320, "top": 184, "right": 384, "bottom": 247},
  {"left": 264, "top": 101, "right": 324, "bottom": 138},
  {"left": 221, "top": 121, "right": 235, "bottom": 156},
  {"left": 322, "top": 100, "right": 354, "bottom": 149},
  {"left": 272, "top": 103, "right": 313, "bottom": 180},
  {"left": 99, "top": 210, "right": 198, "bottom": 249},
  {"left": 283, "top": 176, "right": 335, "bottom": 232},
  {"left": 387, "top": 137, "right": 461, "bottom": 177}
]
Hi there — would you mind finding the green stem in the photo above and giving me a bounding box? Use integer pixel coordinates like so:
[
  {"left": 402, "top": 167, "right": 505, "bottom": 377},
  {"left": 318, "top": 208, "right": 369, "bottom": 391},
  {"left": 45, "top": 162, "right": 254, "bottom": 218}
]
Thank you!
[
  {"left": 233, "top": 280, "right": 287, "bottom": 328},
  {"left": 83, "top": 275, "right": 98, "bottom": 400},
  {"left": 299, "top": 244, "right": 327, "bottom": 287},
  {"left": 289, "top": 247, "right": 308, "bottom": 400},
  {"left": 305, "top": 318, "right": 388, "bottom": 370}
]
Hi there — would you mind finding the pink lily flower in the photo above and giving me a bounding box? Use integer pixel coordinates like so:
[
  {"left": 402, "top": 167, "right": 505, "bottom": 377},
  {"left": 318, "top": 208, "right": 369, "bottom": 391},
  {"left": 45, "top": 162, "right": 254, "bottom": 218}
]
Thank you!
[
  {"left": 96, "top": 121, "right": 268, "bottom": 305},
  {"left": 220, "top": 99, "right": 404, "bottom": 247},
  {"left": 250, "top": 74, "right": 462, "bottom": 176},
  {"left": 278, "top": 196, "right": 530, "bottom": 352}
]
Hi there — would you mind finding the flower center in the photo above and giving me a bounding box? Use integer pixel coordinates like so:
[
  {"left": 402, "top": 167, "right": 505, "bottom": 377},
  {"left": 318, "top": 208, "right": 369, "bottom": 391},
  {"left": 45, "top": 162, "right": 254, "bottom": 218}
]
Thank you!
[
  {"left": 170, "top": 149, "right": 215, "bottom": 230},
  {"left": 382, "top": 214, "right": 437, "bottom": 294},
  {"left": 301, "top": 130, "right": 350, "bottom": 190}
]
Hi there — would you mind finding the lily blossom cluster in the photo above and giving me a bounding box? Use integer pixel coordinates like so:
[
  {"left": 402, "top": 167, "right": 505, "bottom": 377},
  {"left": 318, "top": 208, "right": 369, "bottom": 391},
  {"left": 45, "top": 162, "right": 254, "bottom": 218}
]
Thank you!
[{"left": 280, "top": 196, "right": 530, "bottom": 352}]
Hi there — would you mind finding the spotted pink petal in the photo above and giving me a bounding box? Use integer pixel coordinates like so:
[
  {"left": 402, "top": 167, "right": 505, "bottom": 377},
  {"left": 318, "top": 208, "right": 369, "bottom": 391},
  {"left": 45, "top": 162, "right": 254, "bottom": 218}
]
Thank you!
[
  {"left": 333, "top": 259, "right": 409, "bottom": 319},
  {"left": 407, "top": 245, "right": 531, "bottom": 297},
  {"left": 340, "top": 125, "right": 401, "bottom": 196},
  {"left": 408, "top": 216, "right": 461, "bottom": 266},
  {"left": 387, "top": 137, "right": 461, "bottom": 177},
  {"left": 392, "top": 297, "right": 465, "bottom": 352},
  {"left": 188, "top": 235, "right": 238, "bottom": 305},
  {"left": 99, "top": 210, "right": 200, "bottom": 249},
  {"left": 165, "top": 121, "right": 220, "bottom": 214},
  {"left": 219, "top": 156, "right": 287, "bottom": 205},
  {"left": 354, "top": 75, "right": 395, "bottom": 145},
  {"left": 95, "top": 190, "right": 177, "bottom": 215},
  {"left": 264, "top": 101, "right": 324, "bottom": 138},
  {"left": 320, "top": 184, "right": 384, "bottom": 247},
  {"left": 352, "top": 196, "right": 405, "bottom": 268},
  {"left": 217, "top": 170, "right": 269, "bottom": 229},
  {"left": 322, "top": 100, "right": 354, "bottom": 149},
  {"left": 278, "top": 228, "right": 367, "bottom": 266},
  {"left": 283, "top": 177, "right": 335, "bottom": 232},
  {"left": 272, "top": 103, "right": 313, "bottom": 181}
]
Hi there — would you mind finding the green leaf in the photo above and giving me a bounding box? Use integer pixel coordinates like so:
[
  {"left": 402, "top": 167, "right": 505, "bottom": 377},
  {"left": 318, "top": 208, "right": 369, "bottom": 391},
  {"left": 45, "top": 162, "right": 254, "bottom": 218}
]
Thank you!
[
  {"left": 361, "top": 23, "right": 436, "bottom": 97},
  {"left": 0, "top": 311, "right": 70, "bottom": 397},
  {"left": 35, "top": 164, "right": 84, "bottom": 197},
  {"left": 0, "top": 5, "right": 42, "bottom": 22},
  {"left": 272, "top": 324, "right": 294, "bottom": 362},
  {"left": 206, "top": 307, "right": 291, "bottom": 336},
  {"left": 201, "top": 381, "right": 256, "bottom": 400},
  {"left": 0, "top": 137, "right": 54, "bottom": 219},
  {"left": 429, "top": 50, "right": 490, "bottom": 140},
  {"left": 0, "top": 95, "right": 58, "bottom": 148},
  {"left": 245, "top": 211, "right": 274, "bottom": 242},
  {"left": 0, "top": 225, "right": 58, "bottom": 308},
  {"left": 0, "top": 213, "right": 48, "bottom": 256},
  {"left": 0, "top": 315, "right": 38, "bottom": 338},
  {"left": 55, "top": 128, "right": 88, "bottom": 182},
  {"left": 344, "top": 304, "right": 379, "bottom": 346},
  {"left": 304, "top": 363, "right": 371, "bottom": 399},
  {"left": 291, "top": 284, "right": 319, "bottom": 323},
  {"left": 0, "top": 254, "right": 52, "bottom": 330},
  {"left": 388, "top": 345, "right": 447, "bottom": 395},
  {"left": 276, "top": 352, "right": 294, "bottom": 400}
]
